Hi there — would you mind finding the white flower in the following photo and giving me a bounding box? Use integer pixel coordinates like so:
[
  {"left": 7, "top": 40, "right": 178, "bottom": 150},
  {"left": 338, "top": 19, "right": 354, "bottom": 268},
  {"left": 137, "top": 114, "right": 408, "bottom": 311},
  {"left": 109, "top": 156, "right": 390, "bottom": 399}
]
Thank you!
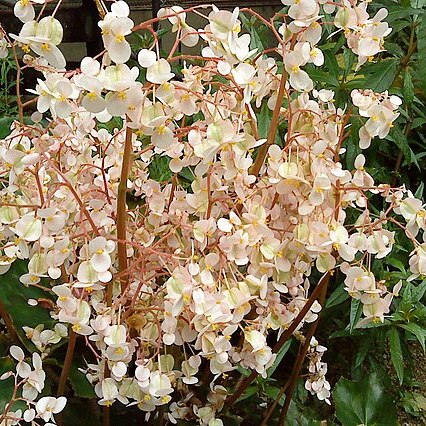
[
  {"left": 35, "top": 396, "right": 67, "bottom": 422},
  {"left": 23, "top": 408, "right": 36, "bottom": 422},
  {"left": 138, "top": 49, "right": 157, "bottom": 68},
  {"left": 149, "top": 371, "right": 173, "bottom": 397},
  {"left": 0, "top": 409, "right": 22, "bottom": 425},
  {"left": 11, "top": 19, "right": 66, "bottom": 68},
  {"left": 285, "top": 48, "right": 313, "bottom": 92},
  {"left": 209, "top": 420, "right": 224, "bottom": 426},
  {"left": 159, "top": 6, "right": 199, "bottom": 47},
  {"left": 10, "top": 345, "right": 31, "bottom": 378},
  {"left": 14, "top": 213, "right": 42, "bottom": 242},
  {"left": 328, "top": 225, "right": 355, "bottom": 261},
  {"left": 29, "top": 74, "right": 77, "bottom": 118},
  {"left": 36, "top": 16, "right": 64, "bottom": 45},
  {"left": 77, "top": 74, "right": 106, "bottom": 113},
  {"left": 76, "top": 237, "right": 115, "bottom": 285},
  {"left": 244, "top": 329, "right": 266, "bottom": 352},
  {"left": 98, "top": 378, "right": 119, "bottom": 406},
  {"left": 99, "top": 7, "right": 134, "bottom": 64},
  {"left": 146, "top": 59, "right": 175, "bottom": 85},
  {"left": 14, "top": 0, "right": 35, "bottom": 23},
  {"left": 88, "top": 236, "right": 115, "bottom": 273},
  {"left": 135, "top": 365, "right": 150, "bottom": 388},
  {"left": 104, "top": 324, "right": 127, "bottom": 347},
  {"left": 309, "top": 174, "right": 331, "bottom": 206},
  {"left": 283, "top": 0, "right": 320, "bottom": 23},
  {"left": 22, "top": 353, "right": 46, "bottom": 400},
  {"left": 231, "top": 63, "right": 256, "bottom": 86},
  {"left": 52, "top": 284, "right": 77, "bottom": 313}
]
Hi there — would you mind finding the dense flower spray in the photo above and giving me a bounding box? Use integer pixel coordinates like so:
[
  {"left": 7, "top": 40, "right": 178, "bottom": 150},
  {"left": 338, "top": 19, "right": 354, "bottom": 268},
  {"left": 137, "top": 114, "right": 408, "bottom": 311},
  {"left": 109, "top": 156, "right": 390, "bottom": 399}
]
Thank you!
[{"left": 0, "top": 0, "right": 425, "bottom": 424}]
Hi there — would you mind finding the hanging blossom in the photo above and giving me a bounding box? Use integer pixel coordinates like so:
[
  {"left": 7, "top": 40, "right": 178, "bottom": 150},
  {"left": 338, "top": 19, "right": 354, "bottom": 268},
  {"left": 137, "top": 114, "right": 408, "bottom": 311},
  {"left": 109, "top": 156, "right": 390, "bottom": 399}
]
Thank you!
[
  {"left": 10, "top": 16, "right": 66, "bottom": 68},
  {"left": 98, "top": 1, "right": 134, "bottom": 64},
  {"left": 351, "top": 89, "right": 401, "bottom": 149},
  {"left": 0, "top": 346, "right": 67, "bottom": 425}
]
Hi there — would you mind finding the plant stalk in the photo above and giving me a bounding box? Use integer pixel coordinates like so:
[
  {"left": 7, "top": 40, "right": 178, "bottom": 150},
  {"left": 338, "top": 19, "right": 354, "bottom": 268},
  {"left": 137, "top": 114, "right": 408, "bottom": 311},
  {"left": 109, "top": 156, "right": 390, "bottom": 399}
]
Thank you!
[
  {"left": 116, "top": 125, "right": 133, "bottom": 294},
  {"left": 0, "top": 299, "right": 20, "bottom": 344},
  {"left": 224, "top": 272, "right": 331, "bottom": 408},
  {"left": 57, "top": 329, "right": 77, "bottom": 396},
  {"left": 250, "top": 70, "right": 288, "bottom": 177},
  {"left": 278, "top": 277, "right": 330, "bottom": 425}
]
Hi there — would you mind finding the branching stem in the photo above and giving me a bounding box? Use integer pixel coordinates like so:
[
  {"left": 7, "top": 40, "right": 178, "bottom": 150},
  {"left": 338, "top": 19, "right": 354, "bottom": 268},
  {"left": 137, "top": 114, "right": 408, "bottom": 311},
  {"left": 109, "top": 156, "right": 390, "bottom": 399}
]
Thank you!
[{"left": 224, "top": 272, "right": 331, "bottom": 408}]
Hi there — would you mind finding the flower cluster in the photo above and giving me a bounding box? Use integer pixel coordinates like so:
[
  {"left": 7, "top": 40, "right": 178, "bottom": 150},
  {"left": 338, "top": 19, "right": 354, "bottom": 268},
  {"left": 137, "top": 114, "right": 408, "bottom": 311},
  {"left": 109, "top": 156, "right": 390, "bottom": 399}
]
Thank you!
[
  {"left": 22, "top": 323, "right": 68, "bottom": 357},
  {"left": 351, "top": 89, "right": 401, "bottom": 148},
  {"left": 305, "top": 337, "right": 331, "bottom": 404},
  {"left": 0, "top": 0, "right": 425, "bottom": 423},
  {"left": 335, "top": 3, "right": 392, "bottom": 69},
  {"left": 0, "top": 346, "right": 66, "bottom": 425},
  {"left": 10, "top": 15, "right": 66, "bottom": 68}
]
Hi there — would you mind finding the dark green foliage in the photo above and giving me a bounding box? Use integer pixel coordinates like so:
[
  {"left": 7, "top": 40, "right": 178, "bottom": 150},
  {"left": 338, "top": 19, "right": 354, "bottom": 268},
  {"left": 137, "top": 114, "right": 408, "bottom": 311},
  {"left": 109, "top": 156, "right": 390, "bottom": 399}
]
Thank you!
[
  {"left": 333, "top": 373, "right": 397, "bottom": 426},
  {"left": 0, "top": 261, "right": 56, "bottom": 351}
]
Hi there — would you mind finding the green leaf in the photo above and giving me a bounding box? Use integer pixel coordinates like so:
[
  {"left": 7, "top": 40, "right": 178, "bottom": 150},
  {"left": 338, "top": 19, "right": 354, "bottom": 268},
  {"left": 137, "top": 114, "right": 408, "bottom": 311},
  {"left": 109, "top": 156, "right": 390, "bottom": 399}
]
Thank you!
[
  {"left": 264, "top": 386, "right": 285, "bottom": 406},
  {"left": 344, "top": 118, "right": 362, "bottom": 169},
  {"left": 148, "top": 154, "right": 173, "bottom": 182},
  {"left": 333, "top": 373, "right": 398, "bottom": 426},
  {"left": 249, "top": 25, "right": 266, "bottom": 52},
  {"left": 363, "top": 58, "right": 399, "bottom": 92},
  {"left": 398, "top": 323, "right": 426, "bottom": 352},
  {"left": 411, "top": 0, "right": 426, "bottom": 8},
  {"left": 236, "top": 385, "right": 258, "bottom": 403},
  {"left": 69, "top": 362, "right": 96, "bottom": 398},
  {"left": 0, "top": 117, "right": 15, "bottom": 139},
  {"left": 388, "top": 328, "right": 404, "bottom": 384},
  {"left": 413, "top": 304, "right": 426, "bottom": 321},
  {"left": 306, "top": 66, "right": 339, "bottom": 87},
  {"left": 384, "top": 257, "right": 406, "bottom": 273},
  {"left": 387, "top": 6, "right": 423, "bottom": 22},
  {"left": 417, "top": 11, "right": 426, "bottom": 93},
  {"left": 236, "top": 365, "right": 251, "bottom": 377},
  {"left": 353, "top": 337, "right": 372, "bottom": 369},
  {"left": 326, "top": 283, "right": 349, "bottom": 308},
  {"left": 384, "top": 42, "right": 404, "bottom": 58},
  {"left": 324, "top": 50, "right": 339, "bottom": 81},
  {"left": 257, "top": 101, "right": 272, "bottom": 140},
  {"left": 178, "top": 166, "right": 194, "bottom": 186},
  {"left": 0, "top": 261, "right": 56, "bottom": 351},
  {"left": 387, "top": 126, "right": 417, "bottom": 168},
  {"left": 401, "top": 391, "right": 426, "bottom": 416},
  {"left": 412, "top": 279, "right": 426, "bottom": 303},
  {"left": 342, "top": 47, "right": 356, "bottom": 79},
  {"left": 403, "top": 69, "right": 415, "bottom": 105},
  {"left": 0, "top": 357, "right": 15, "bottom": 414},
  {"left": 412, "top": 117, "right": 426, "bottom": 129},
  {"left": 402, "top": 281, "right": 414, "bottom": 305},
  {"left": 349, "top": 298, "right": 362, "bottom": 333},
  {"left": 284, "top": 399, "right": 324, "bottom": 426},
  {"left": 414, "top": 182, "right": 424, "bottom": 198},
  {"left": 267, "top": 339, "right": 292, "bottom": 378}
]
